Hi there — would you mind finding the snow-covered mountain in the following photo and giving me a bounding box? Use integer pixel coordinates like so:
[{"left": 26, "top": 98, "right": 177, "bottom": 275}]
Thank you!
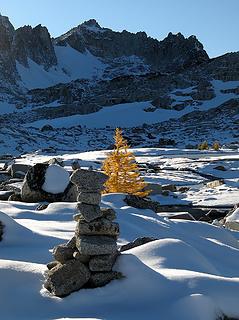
[{"left": 0, "top": 14, "right": 238, "bottom": 155}]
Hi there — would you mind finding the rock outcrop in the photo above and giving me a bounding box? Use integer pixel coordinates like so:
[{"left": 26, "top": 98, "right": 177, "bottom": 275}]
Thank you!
[
  {"left": 124, "top": 194, "right": 161, "bottom": 212},
  {"left": 0, "top": 15, "right": 17, "bottom": 84},
  {"left": 0, "top": 14, "right": 57, "bottom": 89},
  {"left": 14, "top": 24, "right": 57, "bottom": 69},
  {"left": 44, "top": 169, "right": 122, "bottom": 297},
  {"left": 120, "top": 237, "right": 158, "bottom": 252}
]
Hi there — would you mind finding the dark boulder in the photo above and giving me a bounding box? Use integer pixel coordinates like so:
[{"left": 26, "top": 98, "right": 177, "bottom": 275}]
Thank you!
[
  {"left": 120, "top": 237, "right": 158, "bottom": 252},
  {"left": 124, "top": 195, "right": 161, "bottom": 212},
  {"left": 21, "top": 163, "right": 77, "bottom": 203}
]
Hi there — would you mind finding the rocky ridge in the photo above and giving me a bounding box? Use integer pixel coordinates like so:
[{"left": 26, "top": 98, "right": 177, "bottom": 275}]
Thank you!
[
  {"left": 54, "top": 19, "right": 209, "bottom": 72},
  {"left": 0, "top": 15, "right": 238, "bottom": 154}
]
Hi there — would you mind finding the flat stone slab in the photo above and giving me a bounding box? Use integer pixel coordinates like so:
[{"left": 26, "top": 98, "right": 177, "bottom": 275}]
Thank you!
[
  {"left": 75, "top": 219, "right": 120, "bottom": 237},
  {"left": 73, "top": 251, "right": 90, "bottom": 264},
  {"left": 53, "top": 243, "right": 75, "bottom": 264},
  {"left": 76, "top": 203, "right": 103, "bottom": 222},
  {"left": 70, "top": 169, "right": 108, "bottom": 190},
  {"left": 76, "top": 235, "right": 117, "bottom": 255},
  {"left": 44, "top": 259, "right": 90, "bottom": 297},
  {"left": 89, "top": 252, "right": 119, "bottom": 272},
  {"left": 101, "top": 208, "right": 117, "bottom": 221},
  {"left": 77, "top": 192, "right": 101, "bottom": 205},
  {"left": 87, "top": 271, "right": 123, "bottom": 288},
  {"left": 74, "top": 207, "right": 117, "bottom": 223}
]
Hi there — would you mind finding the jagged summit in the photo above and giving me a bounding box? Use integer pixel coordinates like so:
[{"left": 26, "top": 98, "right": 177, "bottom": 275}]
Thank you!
[
  {"left": 14, "top": 24, "right": 57, "bottom": 69},
  {"left": 54, "top": 19, "right": 208, "bottom": 72},
  {"left": 80, "top": 19, "right": 102, "bottom": 29},
  {"left": 0, "top": 14, "right": 14, "bottom": 30}
]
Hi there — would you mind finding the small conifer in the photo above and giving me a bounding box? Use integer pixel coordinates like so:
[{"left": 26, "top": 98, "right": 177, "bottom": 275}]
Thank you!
[
  {"left": 102, "top": 128, "right": 150, "bottom": 197},
  {"left": 212, "top": 141, "right": 220, "bottom": 151},
  {"left": 198, "top": 141, "right": 209, "bottom": 150}
]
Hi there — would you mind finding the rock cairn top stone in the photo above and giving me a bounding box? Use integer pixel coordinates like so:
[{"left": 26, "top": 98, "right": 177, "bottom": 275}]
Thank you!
[
  {"left": 44, "top": 169, "right": 122, "bottom": 297},
  {"left": 70, "top": 169, "right": 108, "bottom": 191}
]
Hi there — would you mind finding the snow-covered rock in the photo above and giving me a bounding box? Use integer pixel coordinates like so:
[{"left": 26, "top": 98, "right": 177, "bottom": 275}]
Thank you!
[
  {"left": 21, "top": 163, "right": 76, "bottom": 203},
  {"left": 42, "top": 164, "right": 69, "bottom": 194}
]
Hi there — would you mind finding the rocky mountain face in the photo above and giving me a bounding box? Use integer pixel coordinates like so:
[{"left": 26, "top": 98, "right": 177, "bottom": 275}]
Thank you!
[
  {"left": 0, "top": 15, "right": 17, "bottom": 86},
  {"left": 0, "top": 15, "right": 210, "bottom": 91},
  {"left": 14, "top": 24, "right": 57, "bottom": 69},
  {"left": 0, "top": 14, "right": 238, "bottom": 155},
  {"left": 0, "top": 16, "right": 57, "bottom": 84}
]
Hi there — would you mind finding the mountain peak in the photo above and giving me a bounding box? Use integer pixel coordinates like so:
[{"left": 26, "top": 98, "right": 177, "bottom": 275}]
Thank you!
[
  {"left": 80, "top": 19, "right": 101, "bottom": 28},
  {"left": 77, "top": 19, "right": 105, "bottom": 34}
]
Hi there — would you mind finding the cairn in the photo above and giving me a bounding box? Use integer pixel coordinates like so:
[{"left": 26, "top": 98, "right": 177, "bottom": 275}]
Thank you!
[{"left": 44, "top": 169, "right": 122, "bottom": 297}]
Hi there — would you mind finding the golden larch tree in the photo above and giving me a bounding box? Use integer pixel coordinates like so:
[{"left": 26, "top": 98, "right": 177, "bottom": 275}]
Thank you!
[{"left": 102, "top": 128, "right": 150, "bottom": 197}]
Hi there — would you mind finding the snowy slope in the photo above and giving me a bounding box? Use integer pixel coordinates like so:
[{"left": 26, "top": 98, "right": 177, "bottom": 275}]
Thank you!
[
  {"left": 26, "top": 80, "right": 239, "bottom": 129},
  {"left": 16, "top": 46, "right": 106, "bottom": 89},
  {"left": 1, "top": 193, "right": 239, "bottom": 319},
  {"left": 0, "top": 102, "right": 16, "bottom": 115}
]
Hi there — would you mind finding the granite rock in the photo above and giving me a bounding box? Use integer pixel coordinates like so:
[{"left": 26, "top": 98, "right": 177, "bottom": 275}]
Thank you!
[
  {"left": 53, "top": 243, "right": 75, "bottom": 264},
  {"left": 70, "top": 169, "right": 108, "bottom": 191},
  {"left": 87, "top": 271, "right": 123, "bottom": 288},
  {"left": 73, "top": 251, "right": 90, "bottom": 264},
  {"left": 89, "top": 252, "right": 119, "bottom": 272},
  {"left": 76, "top": 202, "right": 103, "bottom": 222},
  {"left": 75, "top": 218, "right": 119, "bottom": 237},
  {"left": 77, "top": 192, "right": 101, "bottom": 205},
  {"left": 44, "top": 259, "right": 91, "bottom": 297},
  {"left": 76, "top": 235, "right": 117, "bottom": 256},
  {"left": 100, "top": 208, "right": 117, "bottom": 221},
  {"left": 47, "top": 261, "right": 61, "bottom": 270}
]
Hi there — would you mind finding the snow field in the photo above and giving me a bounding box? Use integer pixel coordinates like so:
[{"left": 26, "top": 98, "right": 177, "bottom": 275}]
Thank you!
[{"left": 1, "top": 190, "right": 239, "bottom": 319}]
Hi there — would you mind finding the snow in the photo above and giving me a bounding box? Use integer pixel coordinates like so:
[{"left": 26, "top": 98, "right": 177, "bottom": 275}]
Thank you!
[
  {"left": 55, "top": 46, "right": 106, "bottom": 81},
  {"left": 1, "top": 192, "right": 239, "bottom": 319},
  {"left": 42, "top": 164, "right": 70, "bottom": 194},
  {"left": 26, "top": 80, "right": 239, "bottom": 129},
  {"left": 17, "top": 147, "right": 239, "bottom": 207},
  {"left": 16, "top": 47, "right": 106, "bottom": 89},
  {"left": 0, "top": 101, "right": 16, "bottom": 115},
  {"left": 0, "top": 147, "right": 239, "bottom": 319}
]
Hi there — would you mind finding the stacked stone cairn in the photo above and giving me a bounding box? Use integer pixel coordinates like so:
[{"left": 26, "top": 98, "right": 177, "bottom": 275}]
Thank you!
[{"left": 44, "top": 169, "right": 122, "bottom": 297}]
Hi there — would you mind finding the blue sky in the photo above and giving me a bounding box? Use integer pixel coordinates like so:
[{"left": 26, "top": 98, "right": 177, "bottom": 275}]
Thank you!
[{"left": 0, "top": 0, "right": 238, "bottom": 57}]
